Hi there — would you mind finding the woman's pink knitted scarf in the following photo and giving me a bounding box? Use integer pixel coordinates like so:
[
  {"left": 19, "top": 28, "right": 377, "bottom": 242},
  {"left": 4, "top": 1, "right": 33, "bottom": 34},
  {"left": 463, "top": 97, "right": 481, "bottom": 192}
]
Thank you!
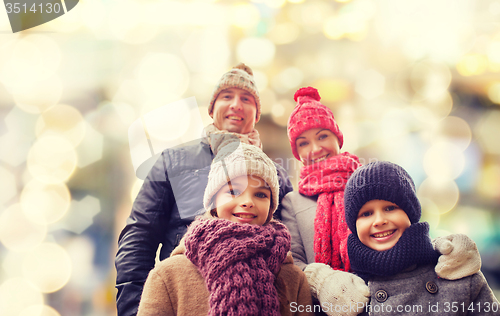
[
  {"left": 184, "top": 218, "right": 291, "bottom": 316},
  {"left": 298, "top": 152, "right": 360, "bottom": 272}
]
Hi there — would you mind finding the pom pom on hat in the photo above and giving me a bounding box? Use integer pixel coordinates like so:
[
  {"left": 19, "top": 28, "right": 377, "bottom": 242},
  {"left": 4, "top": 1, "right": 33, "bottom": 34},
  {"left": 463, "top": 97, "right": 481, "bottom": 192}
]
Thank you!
[
  {"left": 344, "top": 161, "right": 421, "bottom": 235},
  {"left": 208, "top": 63, "right": 261, "bottom": 122},
  {"left": 294, "top": 86, "right": 321, "bottom": 102},
  {"left": 287, "top": 87, "right": 344, "bottom": 161},
  {"left": 233, "top": 62, "right": 253, "bottom": 76}
]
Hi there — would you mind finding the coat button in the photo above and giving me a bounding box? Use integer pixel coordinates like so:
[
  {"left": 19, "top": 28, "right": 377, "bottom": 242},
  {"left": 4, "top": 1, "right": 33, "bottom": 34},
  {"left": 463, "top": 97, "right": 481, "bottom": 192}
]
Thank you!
[
  {"left": 375, "top": 290, "right": 388, "bottom": 302},
  {"left": 426, "top": 281, "right": 438, "bottom": 294}
]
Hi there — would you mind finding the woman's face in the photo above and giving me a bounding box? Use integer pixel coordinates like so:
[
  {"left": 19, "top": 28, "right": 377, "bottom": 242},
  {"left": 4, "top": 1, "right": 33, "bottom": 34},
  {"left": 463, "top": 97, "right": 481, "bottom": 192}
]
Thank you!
[{"left": 296, "top": 128, "right": 341, "bottom": 165}]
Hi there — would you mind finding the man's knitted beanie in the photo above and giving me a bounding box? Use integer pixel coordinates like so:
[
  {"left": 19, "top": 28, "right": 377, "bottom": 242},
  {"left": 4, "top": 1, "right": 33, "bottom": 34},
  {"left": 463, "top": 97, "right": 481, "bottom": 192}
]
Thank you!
[
  {"left": 203, "top": 141, "right": 279, "bottom": 217},
  {"left": 344, "top": 161, "right": 421, "bottom": 234},
  {"left": 287, "top": 87, "right": 344, "bottom": 161},
  {"left": 208, "top": 63, "right": 261, "bottom": 122}
]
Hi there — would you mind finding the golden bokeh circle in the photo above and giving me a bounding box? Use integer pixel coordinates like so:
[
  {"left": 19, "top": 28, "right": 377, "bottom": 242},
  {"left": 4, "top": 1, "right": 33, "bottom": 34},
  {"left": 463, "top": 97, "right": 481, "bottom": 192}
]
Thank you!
[
  {"left": 271, "top": 99, "right": 295, "bottom": 127},
  {"left": 20, "top": 180, "right": 71, "bottom": 225},
  {"left": 13, "top": 76, "right": 63, "bottom": 114},
  {"left": 410, "top": 60, "right": 452, "bottom": 100},
  {"left": 0, "top": 165, "right": 17, "bottom": 205},
  {"left": 22, "top": 243, "right": 72, "bottom": 293},
  {"left": 35, "top": 104, "right": 86, "bottom": 147},
  {"left": 434, "top": 116, "right": 472, "bottom": 151},
  {"left": 411, "top": 91, "right": 453, "bottom": 122},
  {"left": 423, "top": 141, "right": 465, "bottom": 180},
  {"left": 27, "top": 136, "right": 78, "bottom": 184},
  {"left": 0, "top": 278, "right": 44, "bottom": 316},
  {"left": 19, "top": 305, "right": 61, "bottom": 316},
  {"left": 0, "top": 35, "right": 60, "bottom": 90},
  {"left": 0, "top": 204, "right": 46, "bottom": 252},
  {"left": 417, "top": 178, "right": 459, "bottom": 215}
]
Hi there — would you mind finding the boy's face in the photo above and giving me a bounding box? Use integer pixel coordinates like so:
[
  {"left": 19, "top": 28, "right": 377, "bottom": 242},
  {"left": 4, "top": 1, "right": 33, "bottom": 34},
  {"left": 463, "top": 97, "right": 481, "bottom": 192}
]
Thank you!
[
  {"left": 356, "top": 199, "right": 412, "bottom": 251},
  {"left": 210, "top": 88, "right": 257, "bottom": 134},
  {"left": 214, "top": 175, "right": 271, "bottom": 225},
  {"left": 295, "top": 128, "right": 340, "bottom": 165}
]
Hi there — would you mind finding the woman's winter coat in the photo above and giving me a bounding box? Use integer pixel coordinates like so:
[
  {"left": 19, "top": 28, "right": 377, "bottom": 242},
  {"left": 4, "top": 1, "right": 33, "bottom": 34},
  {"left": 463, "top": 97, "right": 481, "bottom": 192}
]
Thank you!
[{"left": 281, "top": 191, "right": 318, "bottom": 271}]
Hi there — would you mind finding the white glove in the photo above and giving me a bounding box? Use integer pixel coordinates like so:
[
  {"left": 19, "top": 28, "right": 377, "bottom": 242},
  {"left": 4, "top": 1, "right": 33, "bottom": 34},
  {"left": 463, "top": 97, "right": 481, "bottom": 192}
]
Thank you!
[
  {"left": 304, "top": 263, "right": 369, "bottom": 316},
  {"left": 433, "top": 234, "right": 481, "bottom": 280}
]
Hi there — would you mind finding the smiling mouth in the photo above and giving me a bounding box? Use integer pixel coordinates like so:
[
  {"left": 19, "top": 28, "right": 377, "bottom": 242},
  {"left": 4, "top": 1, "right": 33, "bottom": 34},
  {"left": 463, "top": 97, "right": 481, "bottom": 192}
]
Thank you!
[
  {"left": 233, "top": 213, "right": 256, "bottom": 219},
  {"left": 311, "top": 155, "right": 329, "bottom": 163},
  {"left": 372, "top": 230, "right": 396, "bottom": 238},
  {"left": 227, "top": 116, "right": 243, "bottom": 121}
]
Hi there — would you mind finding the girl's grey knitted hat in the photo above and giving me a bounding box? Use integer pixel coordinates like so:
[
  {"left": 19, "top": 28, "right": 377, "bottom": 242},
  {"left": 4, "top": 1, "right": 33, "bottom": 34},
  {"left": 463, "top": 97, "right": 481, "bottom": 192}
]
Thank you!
[{"left": 203, "top": 141, "right": 279, "bottom": 215}]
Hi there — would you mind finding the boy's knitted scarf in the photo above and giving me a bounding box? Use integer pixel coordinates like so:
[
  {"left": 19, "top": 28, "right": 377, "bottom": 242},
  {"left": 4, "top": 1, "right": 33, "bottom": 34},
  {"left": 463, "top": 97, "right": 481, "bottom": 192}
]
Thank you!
[
  {"left": 348, "top": 222, "right": 440, "bottom": 281},
  {"left": 298, "top": 152, "right": 360, "bottom": 272},
  {"left": 184, "top": 218, "right": 291, "bottom": 316}
]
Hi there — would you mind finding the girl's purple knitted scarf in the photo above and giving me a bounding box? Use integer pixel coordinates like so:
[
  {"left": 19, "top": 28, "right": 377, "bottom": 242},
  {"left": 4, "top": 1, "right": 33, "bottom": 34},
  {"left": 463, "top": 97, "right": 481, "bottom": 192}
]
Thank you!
[{"left": 184, "top": 218, "right": 291, "bottom": 316}]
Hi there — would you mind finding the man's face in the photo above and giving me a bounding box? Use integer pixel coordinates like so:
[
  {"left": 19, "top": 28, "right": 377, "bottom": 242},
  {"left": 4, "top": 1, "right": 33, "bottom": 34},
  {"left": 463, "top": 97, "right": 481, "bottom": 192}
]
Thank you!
[{"left": 211, "top": 88, "right": 257, "bottom": 134}]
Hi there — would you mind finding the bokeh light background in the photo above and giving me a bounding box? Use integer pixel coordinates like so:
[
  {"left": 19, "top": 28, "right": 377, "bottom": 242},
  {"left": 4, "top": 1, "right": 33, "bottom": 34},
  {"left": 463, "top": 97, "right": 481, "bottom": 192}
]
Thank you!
[{"left": 0, "top": 0, "right": 500, "bottom": 314}]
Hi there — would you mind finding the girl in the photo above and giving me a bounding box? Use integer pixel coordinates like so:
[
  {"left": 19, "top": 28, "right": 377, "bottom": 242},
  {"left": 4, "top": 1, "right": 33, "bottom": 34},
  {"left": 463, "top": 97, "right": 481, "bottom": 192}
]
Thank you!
[
  {"left": 282, "top": 87, "right": 483, "bottom": 316},
  {"left": 137, "top": 141, "right": 313, "bottom": 316},
  {"left": 344, "top": 161, "right": 498, "bottom": 315}
]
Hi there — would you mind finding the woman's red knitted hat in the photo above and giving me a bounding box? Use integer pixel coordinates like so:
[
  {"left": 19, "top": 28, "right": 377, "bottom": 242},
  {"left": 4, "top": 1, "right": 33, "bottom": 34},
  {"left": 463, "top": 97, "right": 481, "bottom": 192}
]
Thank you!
[{"left": 287, "top": 87, "right": 344, "bottom": 161}]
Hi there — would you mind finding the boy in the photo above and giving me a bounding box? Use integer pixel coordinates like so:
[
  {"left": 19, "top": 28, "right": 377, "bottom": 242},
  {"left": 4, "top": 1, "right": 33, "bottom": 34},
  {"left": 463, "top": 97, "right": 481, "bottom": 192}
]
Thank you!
[{"left": 343, "top": 161, "right": 499, "bottom": 315}]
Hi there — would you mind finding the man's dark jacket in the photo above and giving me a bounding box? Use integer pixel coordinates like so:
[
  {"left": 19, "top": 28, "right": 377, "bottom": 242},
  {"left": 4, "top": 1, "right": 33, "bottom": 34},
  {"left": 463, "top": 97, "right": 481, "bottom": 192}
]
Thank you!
[{"left": 115, "top": 139, "right": 293, "bottom": 316}]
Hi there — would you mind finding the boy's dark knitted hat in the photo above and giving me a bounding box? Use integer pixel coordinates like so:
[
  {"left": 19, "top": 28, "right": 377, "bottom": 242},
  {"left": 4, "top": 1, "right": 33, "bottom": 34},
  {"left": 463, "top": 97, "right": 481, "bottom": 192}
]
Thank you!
[{"left": 344, "top": 161, "right": 421, "bottom": 234}]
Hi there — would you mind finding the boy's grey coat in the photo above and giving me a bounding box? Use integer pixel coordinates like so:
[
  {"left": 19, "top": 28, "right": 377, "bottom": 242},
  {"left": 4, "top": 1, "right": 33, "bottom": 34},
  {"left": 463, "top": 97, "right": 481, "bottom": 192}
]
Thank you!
[{"left": 360, "top": 264, "right": 498, "bottom": 315}]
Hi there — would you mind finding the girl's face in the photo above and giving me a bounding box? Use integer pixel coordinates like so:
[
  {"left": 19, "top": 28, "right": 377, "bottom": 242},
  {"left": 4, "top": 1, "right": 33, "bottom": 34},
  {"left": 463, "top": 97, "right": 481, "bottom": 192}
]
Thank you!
[
  {"left": 295, "top": 128, "right": 340, "bottom": 165},
  {"left": 214, "top": 175, "right": 271, "bottom": 226},
  {"left": 356, "top": 199, "right": 412, "bottom": 252}
]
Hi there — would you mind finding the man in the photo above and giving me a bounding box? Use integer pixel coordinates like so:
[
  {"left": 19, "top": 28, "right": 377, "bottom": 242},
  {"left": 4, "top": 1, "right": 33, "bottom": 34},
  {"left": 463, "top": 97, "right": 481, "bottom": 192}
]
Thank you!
[{"left": 115, "top": 63, "right": 293, "bottom": 316}]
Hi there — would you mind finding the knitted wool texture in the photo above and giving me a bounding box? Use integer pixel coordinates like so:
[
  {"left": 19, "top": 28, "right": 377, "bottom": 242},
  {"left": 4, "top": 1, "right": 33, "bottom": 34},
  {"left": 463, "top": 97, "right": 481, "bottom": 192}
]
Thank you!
[
  {"left": 344, "top": 161, "right": 421, "bottom": 235},
  {"left": 348, "top": 222, "right": 440, "bottom": 281},
  {"left": 287, "top": 87, "right": 344, "bottom": 161},
  {"left": 208, "top": 63, "right": 261, "bottom": 122},
  {"left": 298, "top": 152, "right": 360, "bottom": 272},
  {"left": 203, "top": 141, "right": 279, "bottom": 216},
  {"left": 343, "top": 161, "right": 438, "bottom": 280},
  {"left": 184, "top": 218, "right": 291, "bottom": 316},
  {"left": 203, "top": 123, "right": 262, "bottom": 155}
]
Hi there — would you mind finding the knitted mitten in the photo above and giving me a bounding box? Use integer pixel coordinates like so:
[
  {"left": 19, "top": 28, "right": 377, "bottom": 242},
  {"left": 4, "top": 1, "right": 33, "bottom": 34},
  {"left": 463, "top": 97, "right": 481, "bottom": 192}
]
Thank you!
[
  {"left": 433, "top": 234, "right": 481, "bottom": 280},
  {"left": 304, "top": 263, "right": 369, "bottom": 316}
]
